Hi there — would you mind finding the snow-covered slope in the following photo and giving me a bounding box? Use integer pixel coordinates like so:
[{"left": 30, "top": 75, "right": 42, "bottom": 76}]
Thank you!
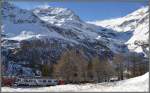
[
  {"left": 88, "top": 6, "right": 149, "bottom": 55},
  {"left": 88, "top": 6, "right": 148, "bottom": 32},
  {"left": 2, "top": 2, "right": 49, "bottom": 38},
  {"left": 2, "top": 72, "right": 149, "bottom": 92},
  {"left": 32, "top": 6, "right": 111, "bottom": 41}
]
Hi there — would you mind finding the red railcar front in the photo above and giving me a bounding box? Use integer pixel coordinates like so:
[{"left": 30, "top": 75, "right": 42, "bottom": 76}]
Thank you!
[{"left": 2, "top": 76, "right": 16, "bottom": 86}]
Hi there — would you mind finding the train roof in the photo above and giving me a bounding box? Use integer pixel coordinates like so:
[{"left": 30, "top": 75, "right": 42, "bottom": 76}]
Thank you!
[
  {"left": 17, "top": 76, "right": 56, "bottom": 79},
  {"left": 2, "top": 76, "right": 54, "bottom": 79}
]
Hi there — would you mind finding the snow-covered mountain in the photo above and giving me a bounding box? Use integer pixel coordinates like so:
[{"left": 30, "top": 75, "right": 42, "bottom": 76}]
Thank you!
[
  {"left": 1, "top": 1, "right": 148, "bottom": 76},
  {"left": 2, "top": 2, "right": 119, "bottom": 45},
  {"left": 2, "top": 1, "right": 122, "bottom": 76},
  {"left": 88, "top": 6, "right": 149, "bottom": 55}
]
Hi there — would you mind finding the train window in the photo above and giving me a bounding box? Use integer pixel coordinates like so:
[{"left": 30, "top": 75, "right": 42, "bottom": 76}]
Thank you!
[
  {"left": 31, "top": 79, "right": 35, "bottom": 82},
  {"left": 48, "top": 80, "right": 51, "bottom": 82},
  {"left": 16, "top": 78, "right": 21, "bottom": 81},
  {"left": 43, "top": 80, "right": 46, "bottom": 82},
  {"left": 24, "top": 80, "right": 28, "bottom": 82}
]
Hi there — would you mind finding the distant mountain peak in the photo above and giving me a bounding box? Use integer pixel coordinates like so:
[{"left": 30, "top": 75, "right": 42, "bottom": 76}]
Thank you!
[
  {"left": 33, "top": 6, "right": 81, "bottom": 26},
  {"left": 87, "top": 6, "right": 149, "bottom": 55}
]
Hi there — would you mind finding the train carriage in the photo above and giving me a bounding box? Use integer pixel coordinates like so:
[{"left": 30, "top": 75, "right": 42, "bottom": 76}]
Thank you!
[
  {"left": 14, "top": 77, "right": 59, "bottom": 86},
  {"left": 2, "top": 76, "right": 64, "bottom": 87}
]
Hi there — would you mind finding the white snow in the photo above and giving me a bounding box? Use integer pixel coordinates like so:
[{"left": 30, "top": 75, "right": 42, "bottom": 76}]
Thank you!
[
  {"left": 96, "top": 35, "right": 101, "bottom": 40},
  {"left": 2, "top": 72, "right": 149, "bottom": 92}
]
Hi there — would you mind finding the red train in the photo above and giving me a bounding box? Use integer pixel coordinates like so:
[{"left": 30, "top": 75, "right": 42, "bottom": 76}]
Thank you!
[
  {"left": 2, "top": 76, "right": 16, "bottom": 86},
  {"left": 2, "top": 76, "right": 64, "bottom": 87}
]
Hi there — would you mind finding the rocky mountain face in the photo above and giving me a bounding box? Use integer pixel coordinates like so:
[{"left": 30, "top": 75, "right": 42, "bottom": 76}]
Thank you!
[{"left": 1, "top": 2, "right": 148, "bottom": 76}]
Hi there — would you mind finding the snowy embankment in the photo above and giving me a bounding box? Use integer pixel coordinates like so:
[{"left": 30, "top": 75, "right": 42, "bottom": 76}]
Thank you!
[{"left": 2, "top": 72, "right": 149, "bottom": 92}]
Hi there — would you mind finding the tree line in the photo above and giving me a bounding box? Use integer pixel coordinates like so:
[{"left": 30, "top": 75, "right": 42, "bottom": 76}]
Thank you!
[{"left": 41, "top": 49, "right": 148, "bottom": 83}]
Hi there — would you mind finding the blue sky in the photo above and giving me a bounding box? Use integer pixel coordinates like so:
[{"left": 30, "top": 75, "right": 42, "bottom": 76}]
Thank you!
[{"left": 11, "top": 1, "right": 148, "bottom": 21}]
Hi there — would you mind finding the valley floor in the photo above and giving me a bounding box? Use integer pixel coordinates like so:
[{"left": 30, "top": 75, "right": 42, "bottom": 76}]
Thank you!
[{"left": 2, "top": 72, "right": 149, "bottom": 92}]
